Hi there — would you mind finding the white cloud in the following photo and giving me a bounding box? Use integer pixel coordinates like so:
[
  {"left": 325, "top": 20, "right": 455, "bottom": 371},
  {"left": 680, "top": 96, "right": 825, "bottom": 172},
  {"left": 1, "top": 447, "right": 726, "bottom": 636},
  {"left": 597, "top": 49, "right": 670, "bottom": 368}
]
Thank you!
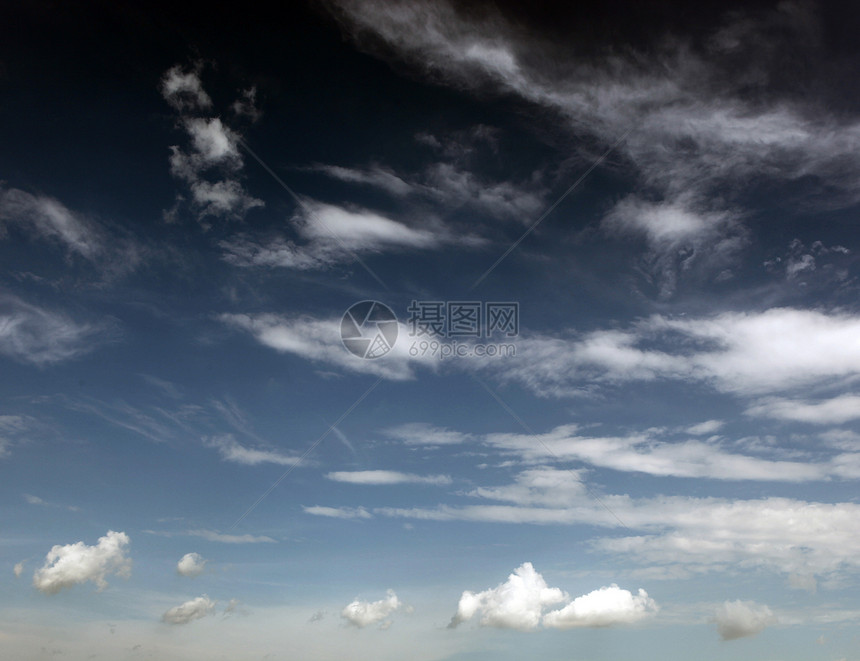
[
  {"left": 341, "top": 589, "right": 404, "bottom": 628},
  {"left": 0, "top": 186, "right": 103, "bottom": 259},
  {"left": 469, "top": 467, "right": 585, "bottom": 507},
  {"left": 13, "top": 562, "right": 24, "bottom": 578},
  {"left": 497, "top": 308, "right": 860, "bottom": 398},
  {"left": 161, "top": 64, "right": 263, "bottom": 223},
  {"left": 382, "top": 422, "right": 472, "bottom": 446},
  {"left": 160, "top": 64, "right": 212, "bottom": 111},
  {"left": 324, "top": 0, "right": 860, "bottom": 292},
  {"left": 186, "top": 529, "right": 275, "bottom": 544},
  {"left": 482, "top": 426, "right": 827, "bottom": 482},
  {"left": 685, "top": 420, "right": 724, "bottom": 435},
  {"left": 220, "top": 199, "right": 462, "bottom": 270},
  {"left": 0, "top": 415, "right": 34, "bottom": 458},
  {"left": 714, "top": 600, "right": 776, "bottom": 640},
  {"left": 177, "top": 553, "right": 207, "bottom": 577},
  {"left": 0, "top": 293, "right": 101, "bottom": 366},
  {"left": 23, "top": 493, "right": 79, "bottom": 512},
  {"left": 204, "top": 434, "right": 300, "bottom": 466},
  {"left": 542, "top": 585, "right": 657, "bottom": 629},
  {"left": 303, "top": 505, "right": 372, "bottom": 519},
  {"left": 0, "top": 186, "right": 146, "bottom": 276},
  {"left": 310, "top": 160, "right": 544, "bottom": 224},
  {"left": 326, "top": 470, "right": 451, "bottom": 486},
  {"left": 746, "top": 394, "right": 860, "bottom": 425},
  {"left": 377, "top": 489, "right": 860, "bottom": 580},
  {"left": 162, "top": 595, "right": 216, "bottom": 625},
  {"left": 33, "top": 531, "right": 131, "bottom": 594},
  {"left": 219, "top": 313, "right": 437, "bottom": 381},
  {"left": 449, "top": 562, "right": 566, "bottom": 631}
]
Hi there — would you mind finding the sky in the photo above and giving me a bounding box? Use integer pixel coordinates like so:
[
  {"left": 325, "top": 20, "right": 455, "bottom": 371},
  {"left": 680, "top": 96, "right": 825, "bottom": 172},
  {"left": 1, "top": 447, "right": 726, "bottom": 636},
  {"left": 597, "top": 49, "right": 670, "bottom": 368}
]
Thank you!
[{"left": 2, "top": 0, "right": 860, "bottom": 659}]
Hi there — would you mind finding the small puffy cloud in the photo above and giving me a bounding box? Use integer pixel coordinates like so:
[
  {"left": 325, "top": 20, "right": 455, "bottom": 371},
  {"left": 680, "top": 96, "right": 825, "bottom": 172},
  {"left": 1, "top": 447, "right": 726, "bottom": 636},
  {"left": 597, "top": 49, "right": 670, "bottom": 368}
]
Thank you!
[
  {"left": 161, "top": 63, "right": 263, "bottom": 224},
  {"left": 33, "top": 531, "right": 131, "bottom": 594},
  {"left": 341, "top": 589, "right": 404, "bottom": 629},
  {"left": 162, "top": 595, "right": 216, "bottom": 625},
  {"left": 160, "top": 64, "right": 212, "bottom": 111},
  {"left": 177, "top": 553, "right": 206, "bottom": 577},
  {"left": 542, "top": 585, "right": 657, "bottom": 629},
  {"left": 13, "top": 562, "right": 24, "bottom": 578},
  {"left": 714, "top": 600, "right": 776, "bottom": 640},
  {"left": 449, "top": 562, "right": 567, "bottom": 631},
  {"left": 325, "top": 470, "right": 451, "bottom": 486}
]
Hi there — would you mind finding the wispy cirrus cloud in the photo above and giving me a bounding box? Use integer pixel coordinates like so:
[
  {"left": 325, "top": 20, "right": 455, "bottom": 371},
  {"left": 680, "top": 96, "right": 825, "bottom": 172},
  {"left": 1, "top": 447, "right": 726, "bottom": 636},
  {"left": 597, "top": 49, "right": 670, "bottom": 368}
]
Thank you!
[
  {"left": 220, "top": 198, "right": 480, "bottom": 270},
  {"left": 495, "top": 307, "right": 860, "bottom": 398},
  {"left": 323, "top": 0, "right": 860, "bottom": 295},
  {"left": 303, "top": 505, "right": 372, "bottom": 519},
  {"left": 0, "top": 293, "right": 104, "bottom": 366},
  {"left": 0, "top": 185, "right": 147, "bottom": 277},
  {"left": 204, "top": 434, "right": 301, "bottom": 467},
  {"left": 145, "top": 528, "right": 275, "bottom": 544},
  {"left": 326, "top": 470, "right": 452, "bottom": 486},
  {"left": 376, "top": 489, "right": 860, "bottom": 580},
  {"left": 746, "top": 394, "right": 860, "bottom": 425}
]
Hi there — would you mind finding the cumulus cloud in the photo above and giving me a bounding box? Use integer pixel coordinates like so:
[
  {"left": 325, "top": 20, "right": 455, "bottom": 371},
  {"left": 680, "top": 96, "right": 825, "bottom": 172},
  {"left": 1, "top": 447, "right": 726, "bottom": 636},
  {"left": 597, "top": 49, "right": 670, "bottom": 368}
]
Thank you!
[
  {"left": 176, "top": 553, "right": 207, "bottom": 577},
  {"left": 449, "top": 562, "right": 567, "bottom": 630},
  {"left": 714, "top": 600, "right": 776, "bottom": 640},
  {"left": 325, "top": 470, "right": 451, "bottom": 486},
  {"left": 542, "top": 585, "right": 657, "bottom": 629},
  {"left": 162, "top": 595, "right": 216, "bottom": 625},
  {"left": 161, "top": 64, "right": 263, "bottom": 223},
  {"left": 13, "top": 562, "right": 24, "bottom": 578},
  {"left": 33, "top": 531, "right": 131, "bottom": 594},
  {"left": 449, "top": 563, "right": 654, "bottom": 631},
  {"left": 341, "top": 589, "right": 404, "bottom": 628}
]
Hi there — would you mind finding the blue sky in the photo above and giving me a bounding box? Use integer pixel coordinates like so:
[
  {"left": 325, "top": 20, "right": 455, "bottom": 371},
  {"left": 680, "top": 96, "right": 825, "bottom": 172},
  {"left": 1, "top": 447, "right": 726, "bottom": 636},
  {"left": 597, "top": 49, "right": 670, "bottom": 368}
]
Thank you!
[{"left": 2, "top": 1, "right": 860, "bottom": 659}]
